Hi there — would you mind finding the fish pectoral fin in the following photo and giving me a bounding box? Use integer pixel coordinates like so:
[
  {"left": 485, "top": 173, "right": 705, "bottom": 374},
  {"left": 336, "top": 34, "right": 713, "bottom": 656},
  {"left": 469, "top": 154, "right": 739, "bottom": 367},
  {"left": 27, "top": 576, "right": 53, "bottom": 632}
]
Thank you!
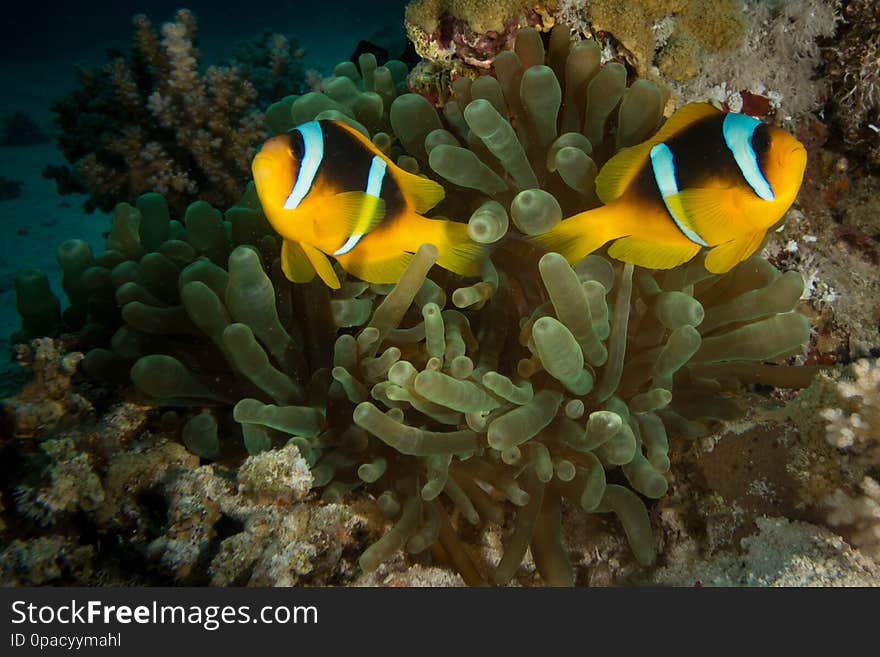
[
  {"left": 704, "top": 231, "right": 766, "bottom": 273},
  {"left": 281, "top": 240, "right": 316, "bottom": 283},
  {"left": 300, "top": 242, "right": 342, "bottom": 289},
  {"left": 607, "top": 235, "right": 702, "bottom": 270},
  {"left": 393, "top": 170, "right": 445, "bottom": 214},
  {"left": 667, "top": 186, "right": 742, "bottom": 245},
  {"left": 318, "top": 191, "right": 387, "bottom": 240}
]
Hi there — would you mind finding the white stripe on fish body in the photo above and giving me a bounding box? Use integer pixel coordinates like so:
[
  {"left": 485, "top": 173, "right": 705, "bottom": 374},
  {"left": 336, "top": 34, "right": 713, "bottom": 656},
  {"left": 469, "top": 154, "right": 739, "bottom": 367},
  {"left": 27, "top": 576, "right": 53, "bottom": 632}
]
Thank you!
[
  {"left": 365, "top": 155, "right": 387, "bottom": 198},
  {"left": 333, "top": 232, "right": 365, "bottom": 256},
  {"left": 722, "top": 113, "right": 775, "bottom": 201},
  {"left": 284, "top": 120, "right": 323, "bottom": 210},
  {"left": 333, "top": 155, "right": 388, "bottom": 256},
  {"left": 649, "top": 143, "right": 709, "bottom": 246}
]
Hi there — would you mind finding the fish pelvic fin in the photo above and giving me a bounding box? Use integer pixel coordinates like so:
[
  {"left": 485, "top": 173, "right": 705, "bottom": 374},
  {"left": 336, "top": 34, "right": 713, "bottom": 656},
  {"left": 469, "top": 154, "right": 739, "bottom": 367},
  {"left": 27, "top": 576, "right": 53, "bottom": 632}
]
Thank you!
[
  {"left": 300, "top": 241, "right": 342, "bottom": 289},
  {"left": 281, "top": 239, "right": 316, "bottom": 283}
]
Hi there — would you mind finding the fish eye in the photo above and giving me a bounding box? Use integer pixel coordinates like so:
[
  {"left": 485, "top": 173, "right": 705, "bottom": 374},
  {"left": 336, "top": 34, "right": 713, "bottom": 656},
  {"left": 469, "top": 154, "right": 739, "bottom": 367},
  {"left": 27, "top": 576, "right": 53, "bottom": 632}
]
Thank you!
[
  {"left": 288, "top": 131, "right": 305, "bottom": 160},
  {"left": 751, "top": 125, "right": 770, "bottom": 153}
]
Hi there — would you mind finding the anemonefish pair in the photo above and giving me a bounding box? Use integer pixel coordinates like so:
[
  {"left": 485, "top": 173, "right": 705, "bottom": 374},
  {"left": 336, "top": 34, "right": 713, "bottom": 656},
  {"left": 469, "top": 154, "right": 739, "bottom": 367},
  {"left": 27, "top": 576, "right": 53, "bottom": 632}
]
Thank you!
[
  {"left": 254, "top": 103, "right": 807, "bottom": 288},
  {"left": 529, "top": 102, "right": 808, "bottom": 273},
  {"left": 252, "top": 119, "right": 484, "bottom": 289}
]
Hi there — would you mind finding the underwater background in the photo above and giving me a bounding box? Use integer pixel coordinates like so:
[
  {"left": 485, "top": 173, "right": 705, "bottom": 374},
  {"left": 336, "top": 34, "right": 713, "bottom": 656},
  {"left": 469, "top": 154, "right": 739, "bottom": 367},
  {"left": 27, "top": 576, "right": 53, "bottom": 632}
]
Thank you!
[{"left": 1, "top": 0, "right": 879, "bottom": 586}]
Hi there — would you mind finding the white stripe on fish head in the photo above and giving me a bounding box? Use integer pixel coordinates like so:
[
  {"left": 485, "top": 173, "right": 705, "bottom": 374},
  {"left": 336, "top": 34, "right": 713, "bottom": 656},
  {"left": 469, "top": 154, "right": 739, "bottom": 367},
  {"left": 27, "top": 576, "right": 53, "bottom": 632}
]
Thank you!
[
  {"left": 722, "top": 112, "right": 775, "bottom": 201},
  {"left": 284, "top": 120, "right": 324, "bottom": 210}
]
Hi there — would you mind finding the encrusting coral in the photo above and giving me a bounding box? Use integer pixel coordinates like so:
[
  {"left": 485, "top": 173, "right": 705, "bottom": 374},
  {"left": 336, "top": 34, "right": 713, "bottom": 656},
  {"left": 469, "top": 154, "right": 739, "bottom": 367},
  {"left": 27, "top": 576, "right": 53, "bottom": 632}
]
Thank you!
[
  {"left": 9, "top": 24, "right": 819, "bottom": 585},
  {"left": 45, "top": 9, "right": 306, "bottom": 215},
  {"left": 405, "top": 1, "right": 839, "bottom": 126},
  {"left": 404, "top": 0, "right": 748, "bottom": 79}
]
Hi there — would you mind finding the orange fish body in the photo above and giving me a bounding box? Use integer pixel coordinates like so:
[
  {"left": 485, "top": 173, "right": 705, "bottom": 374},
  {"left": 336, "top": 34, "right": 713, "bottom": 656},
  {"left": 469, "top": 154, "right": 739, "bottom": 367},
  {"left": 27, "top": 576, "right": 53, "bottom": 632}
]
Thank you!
[
  {"left": 252, "top": 119, "right": 483, "bottom": 288},
  {"left": 530, "top": 103, "right": 808, "bottom": 273}
]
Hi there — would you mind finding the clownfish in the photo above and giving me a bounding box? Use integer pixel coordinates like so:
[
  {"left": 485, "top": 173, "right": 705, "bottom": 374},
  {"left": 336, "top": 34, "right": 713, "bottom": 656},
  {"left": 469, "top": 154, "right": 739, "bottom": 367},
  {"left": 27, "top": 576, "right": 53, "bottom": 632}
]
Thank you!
[
  {"left": 252, "top": 119, "right": 484, "bottom": 289},
  {"left": 528, "top": 102, "right": 808, "bottom": 273}
]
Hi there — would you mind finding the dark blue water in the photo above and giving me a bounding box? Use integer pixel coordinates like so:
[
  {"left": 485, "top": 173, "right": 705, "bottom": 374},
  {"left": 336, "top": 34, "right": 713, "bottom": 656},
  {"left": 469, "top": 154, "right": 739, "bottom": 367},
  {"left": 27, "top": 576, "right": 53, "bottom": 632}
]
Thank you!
[{"left": 3, "top": 1, "right": 410, "bottom": 70}]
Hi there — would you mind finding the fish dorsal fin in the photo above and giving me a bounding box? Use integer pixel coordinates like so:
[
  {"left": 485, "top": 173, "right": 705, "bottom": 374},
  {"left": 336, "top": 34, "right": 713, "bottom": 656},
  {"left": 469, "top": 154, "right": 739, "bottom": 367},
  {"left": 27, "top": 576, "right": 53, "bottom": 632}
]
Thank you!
[
  {"left": 595, "top": 142, "right": 654, "bottom": 204},
  {"left": 650, "top": 102, "right": 721, "bottom": 143},
  {"left": 667, "top": 186, "right": 744, "bottom": 245},
  {"left": 300, "top": 241, "right": 341, "bottom": 289},
  {"left": 281, "top": 240, "right": 316, "bottom": 283},
  {"left": 704, "top": 231, "right": 765, "bottom": 273},
  {"left": 595, "top": 102, "right": 722, "bottom": 204},
  {"left": 393, "top": 169, "right": 446, "bottom": 214}
]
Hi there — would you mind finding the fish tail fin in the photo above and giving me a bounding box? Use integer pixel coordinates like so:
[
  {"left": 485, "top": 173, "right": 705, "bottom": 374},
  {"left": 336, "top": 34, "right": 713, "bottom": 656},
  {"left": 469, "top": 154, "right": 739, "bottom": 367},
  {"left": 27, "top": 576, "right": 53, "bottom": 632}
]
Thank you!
[
  {"left": 525, "top": 205, "right": 624, "bottom": 263},
  {"left": 410, "top": 214, "right": 486, "bottom": 277}
]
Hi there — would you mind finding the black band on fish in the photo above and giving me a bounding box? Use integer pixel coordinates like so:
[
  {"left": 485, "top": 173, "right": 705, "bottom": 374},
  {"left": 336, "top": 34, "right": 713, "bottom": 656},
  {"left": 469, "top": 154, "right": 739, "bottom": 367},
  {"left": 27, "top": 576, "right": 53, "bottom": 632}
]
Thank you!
[{"left": 649, "top": 143, "right": 709, "bottom": 246}]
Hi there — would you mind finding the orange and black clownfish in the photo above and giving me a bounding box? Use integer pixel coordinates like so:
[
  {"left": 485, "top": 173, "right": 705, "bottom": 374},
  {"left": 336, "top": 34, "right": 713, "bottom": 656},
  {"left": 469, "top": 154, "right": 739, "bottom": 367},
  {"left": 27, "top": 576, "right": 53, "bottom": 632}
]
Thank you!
[
  {"left": 529, "top": 102, "right": 808, "bottom": 273},
  {"left": 252, "top": 119, "right": 484, "bottom": 289}
]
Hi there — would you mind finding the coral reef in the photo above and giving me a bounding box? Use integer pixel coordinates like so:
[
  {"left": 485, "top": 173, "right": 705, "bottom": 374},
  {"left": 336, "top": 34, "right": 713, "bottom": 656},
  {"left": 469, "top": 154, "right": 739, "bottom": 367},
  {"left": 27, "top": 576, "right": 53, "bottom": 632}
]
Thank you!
[
  {"left": 820, "top": 0, "right": 880, "bottom": 168},
  {"left": 763, "top": 150, "right": 880, "bottom": 361},
  {"left": 405, "top": 1, "right": 838, "bottom": 126},
  {"left": 652, "top": 516, "right": 880, "bottom": 586},
  {"left": 0, "top": 338, "right": 92, "bottom": 439},
  {"left": 405, "top": 0, "right": 549, "bottom": 71},
  {"left": 668, "top": 0, "right": 839, "bottom": 124},
  {"left": 229, "top": 30, "right": 307, "bottom": 107},
  {"left": 6, "top": 23, "right": 834, "bottom": 586},
  {"left": 44, "top": 10, "right": 301, "bottom": 215},
  {"left": 0, "top": 537, "right": 96, "bottom": 586},
  {"left": 820, "top": 358, "right": 880, "bottom": 559}
]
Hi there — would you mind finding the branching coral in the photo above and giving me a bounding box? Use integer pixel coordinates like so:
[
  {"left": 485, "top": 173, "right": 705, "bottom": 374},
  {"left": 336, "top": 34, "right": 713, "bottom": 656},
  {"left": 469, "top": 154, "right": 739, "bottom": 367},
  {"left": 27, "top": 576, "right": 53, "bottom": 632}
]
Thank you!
[
  {"left": 45, "top": 10, "right": 305, "bottom": 215},
  {"left": 822, "top": 357, "right": 880, "bottom": 559},
  {"left": 0, "top": 338, "right": 92, "bottom": 439},
  {"left": 229, "top": 31, "right": 307, "bottom": 107},
  {"left": 822, "top": 357, "right": 880, "bottom": 460}
]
